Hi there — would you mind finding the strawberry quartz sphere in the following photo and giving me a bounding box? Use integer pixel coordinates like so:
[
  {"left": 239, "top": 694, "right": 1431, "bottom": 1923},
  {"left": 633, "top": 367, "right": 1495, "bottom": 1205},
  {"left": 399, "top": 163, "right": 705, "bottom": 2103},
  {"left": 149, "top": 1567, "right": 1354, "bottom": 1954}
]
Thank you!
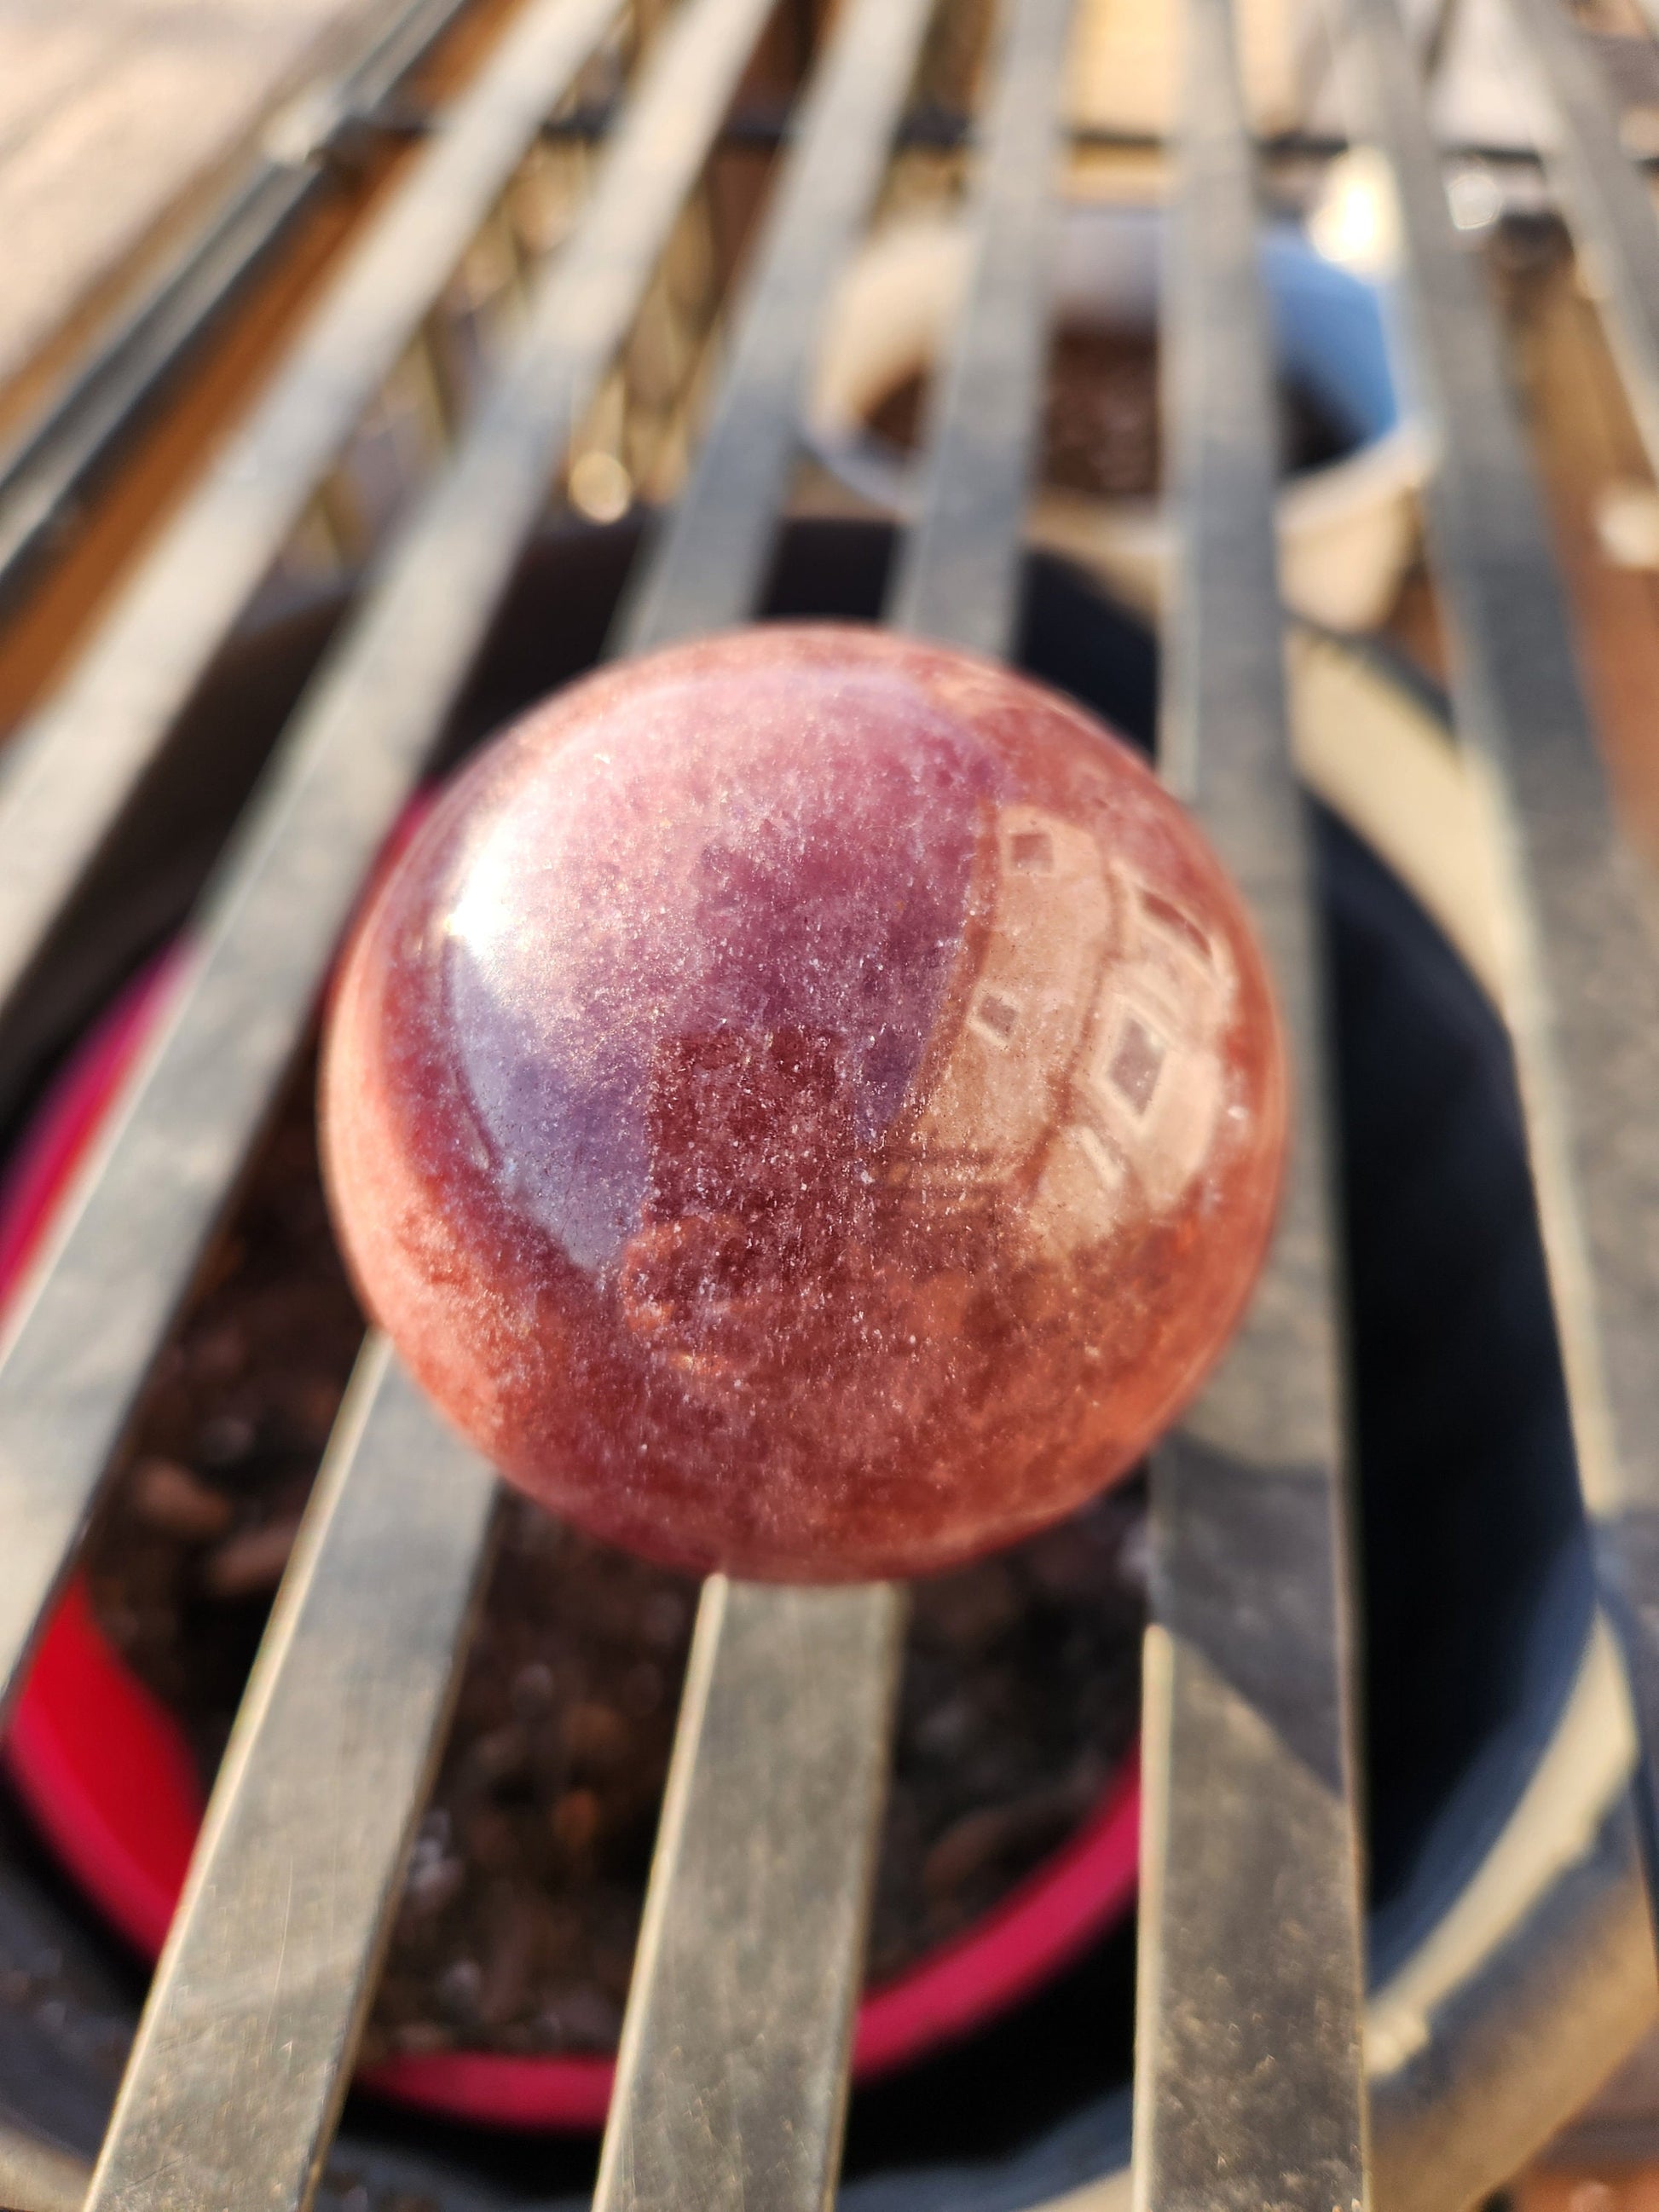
[{"left": 321, "top": 625, "right": 1287, "bottom": 1581}]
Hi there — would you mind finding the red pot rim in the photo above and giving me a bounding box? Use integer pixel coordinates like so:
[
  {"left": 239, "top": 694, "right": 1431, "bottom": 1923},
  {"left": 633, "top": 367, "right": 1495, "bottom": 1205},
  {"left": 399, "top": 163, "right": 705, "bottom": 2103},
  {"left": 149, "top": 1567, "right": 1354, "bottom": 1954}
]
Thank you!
[{"left": 0, "top": 937, "right": 1141, "bottom": 2132}]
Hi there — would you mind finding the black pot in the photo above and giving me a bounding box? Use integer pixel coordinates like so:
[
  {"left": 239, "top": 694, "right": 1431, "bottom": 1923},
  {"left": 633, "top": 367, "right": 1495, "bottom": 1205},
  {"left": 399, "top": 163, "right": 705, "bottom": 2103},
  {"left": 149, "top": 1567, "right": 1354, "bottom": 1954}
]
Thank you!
[{"left": 0, "top": 517, "right": 1641, "bottom": 2212}]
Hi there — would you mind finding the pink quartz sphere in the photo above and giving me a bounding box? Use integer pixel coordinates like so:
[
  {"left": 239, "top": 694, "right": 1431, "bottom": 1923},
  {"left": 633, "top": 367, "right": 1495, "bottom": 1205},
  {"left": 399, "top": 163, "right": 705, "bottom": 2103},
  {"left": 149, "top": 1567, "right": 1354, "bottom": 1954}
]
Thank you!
[{"left": 320, "top": 625, "right": 1287, "bottom": 1581}]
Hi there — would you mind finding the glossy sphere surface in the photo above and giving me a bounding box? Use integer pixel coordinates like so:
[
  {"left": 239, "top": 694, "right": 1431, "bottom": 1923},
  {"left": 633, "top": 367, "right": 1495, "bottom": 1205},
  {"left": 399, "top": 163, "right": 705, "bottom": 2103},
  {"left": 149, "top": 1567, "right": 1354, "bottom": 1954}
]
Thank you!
[{"left": 321, "top": 626, "right": 1286, "bottom": 1580}]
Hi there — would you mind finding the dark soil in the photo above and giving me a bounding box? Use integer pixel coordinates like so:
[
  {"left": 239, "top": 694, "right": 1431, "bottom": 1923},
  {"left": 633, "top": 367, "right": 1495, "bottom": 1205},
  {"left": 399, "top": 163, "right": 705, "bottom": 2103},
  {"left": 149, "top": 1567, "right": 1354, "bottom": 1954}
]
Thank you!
[
  {"left": 870, "top": 326, "right": 1351, "bottom": 500},
  {"left": 81, "top": 1052, "right": 1144, "bottom": 2062}
]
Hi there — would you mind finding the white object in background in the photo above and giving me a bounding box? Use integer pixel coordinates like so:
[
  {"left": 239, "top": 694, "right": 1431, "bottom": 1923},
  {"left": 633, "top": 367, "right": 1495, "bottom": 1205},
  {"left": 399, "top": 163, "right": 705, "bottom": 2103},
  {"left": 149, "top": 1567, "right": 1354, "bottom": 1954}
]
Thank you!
[
  {"left": 808, "top": 202, "right": 1425, "bottom": 632},
  {"left": 1594, "top": 480, "right": 1659, "bottom": 570},
  {"left": 1309, "top": 147, "right": 1405, "bottom": 278}
]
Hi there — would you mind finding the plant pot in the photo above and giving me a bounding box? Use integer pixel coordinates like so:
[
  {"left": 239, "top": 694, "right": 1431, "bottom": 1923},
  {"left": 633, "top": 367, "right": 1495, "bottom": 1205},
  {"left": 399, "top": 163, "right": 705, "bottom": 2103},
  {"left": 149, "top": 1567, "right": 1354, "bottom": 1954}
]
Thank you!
[{"left": 808, "top": 202, "right": 1424, "bottom": 632}]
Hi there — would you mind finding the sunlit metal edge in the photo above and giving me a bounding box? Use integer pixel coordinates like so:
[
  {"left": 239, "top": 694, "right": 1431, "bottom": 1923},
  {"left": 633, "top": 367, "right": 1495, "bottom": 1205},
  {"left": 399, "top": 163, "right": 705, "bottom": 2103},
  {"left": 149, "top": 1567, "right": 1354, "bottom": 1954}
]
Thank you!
[
  {"left": 0, "top": 0, "right": 622, "bottom": 1037},
  {"left": 0, "top": 0, "right": 480, "bottom": 615},
  {"left": 617, "top": 0, "right": 934, "bottom": 655}
]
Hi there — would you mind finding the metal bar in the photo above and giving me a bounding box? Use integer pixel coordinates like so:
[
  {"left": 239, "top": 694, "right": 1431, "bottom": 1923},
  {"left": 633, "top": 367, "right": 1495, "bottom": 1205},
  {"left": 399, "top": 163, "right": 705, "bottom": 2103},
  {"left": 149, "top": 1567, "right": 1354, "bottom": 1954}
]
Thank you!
[
  {"left": 0, "top": 0, "right": 775, "bottom": 1724},
  {"left": 1329, "top": 0, "right": 1659, "bottom": 1913},
  {"left": 593, "top": 1582, "right": 905, "bottom": 2212},
  {"left": 1133, "top": 3, "right": 1368, "bottom": 2210},
  {"left": 886, "top": 0, "right": 1076, "bottom": 651},
  {"left": 0, "top": 0, "right": 478, "bottom": 619},
  {"left": 620, "top": 0, "right": 932, "bottom": 650},
  {"left": 1502, "top": 0, "right": 1659, "bottom": 483},
  {"left": 0, "top": 0, "right": 621, "bottom": 1045},
  {"left": 596, "top": 3, "right": 1073, "bottom": 2207},
  {"left": 591, "top": 0, "right": 936, "bottom": 2193},
  {"left": 83, "top": 1343, "right": 499, "bottom": 2212}
]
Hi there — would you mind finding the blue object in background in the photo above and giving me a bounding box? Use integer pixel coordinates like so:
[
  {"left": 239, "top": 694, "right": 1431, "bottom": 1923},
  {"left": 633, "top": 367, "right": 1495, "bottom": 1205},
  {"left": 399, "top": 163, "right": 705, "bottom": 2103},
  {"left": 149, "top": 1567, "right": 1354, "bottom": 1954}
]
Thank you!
[{"left": 1262, "top": 222, "right": 1402, "bottom": 445}]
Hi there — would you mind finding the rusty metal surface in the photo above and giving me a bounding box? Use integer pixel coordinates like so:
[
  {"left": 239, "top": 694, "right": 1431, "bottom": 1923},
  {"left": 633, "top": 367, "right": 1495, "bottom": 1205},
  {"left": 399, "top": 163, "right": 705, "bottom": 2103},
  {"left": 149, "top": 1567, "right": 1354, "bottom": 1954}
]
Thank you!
[
  {"left": 1132, "top": 4, "right": 1368, "bottom": 2210},
  {"left": 886, "top": 0, "right": 1076, "bottom": 650},
  {"left": 1332, "top": 0, "right": 1659, "bottom": 1926}
]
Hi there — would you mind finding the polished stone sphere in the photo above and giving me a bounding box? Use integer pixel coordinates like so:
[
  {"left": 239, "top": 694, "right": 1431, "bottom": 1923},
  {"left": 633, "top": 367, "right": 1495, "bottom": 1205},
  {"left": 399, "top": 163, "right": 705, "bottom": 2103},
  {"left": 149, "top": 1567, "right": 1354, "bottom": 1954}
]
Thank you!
[{"left": 320, "top": 625, "right": 1286, "bottom": 1580}]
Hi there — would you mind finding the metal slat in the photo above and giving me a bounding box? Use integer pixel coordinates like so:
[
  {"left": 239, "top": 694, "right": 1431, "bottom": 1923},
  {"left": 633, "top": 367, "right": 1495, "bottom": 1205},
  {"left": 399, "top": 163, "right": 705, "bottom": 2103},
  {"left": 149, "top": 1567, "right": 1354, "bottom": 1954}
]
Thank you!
[
  {"left": 592, "top": 0, "right": 934, "bottom": 2197},
  {"left": 620, "top": 0, "right": 934, "bottom": 653},
  {"left": 1330, "top": 0, "right": 1659, "bottom": 1910},
  {"left": 1132, "top": 3, "right": 1368, "bottom": 2209},
  {"left": 84, "top": 1345, "right": 498, "bottom": 2212},
  {"left": 0, "top": 0, "right": 775, "bottom": 1721},
  {"left": 593, "top": 1581, "right": 904, "bottom": 2212},
  {"left": 594, "top": 1, "right": 1074, "bottom": 2204},
  {"left": 0, "top": 0, "right": 478, "bottom": 616},
  {"left": 886, "top": 0, "right": 1075, "bottom": 648},
  {"left": 1503, "top": 0, "right": 1659, "bottom": 481},
  {"left": 0, "top": 0, "right": 620, "bottom": 1044}
]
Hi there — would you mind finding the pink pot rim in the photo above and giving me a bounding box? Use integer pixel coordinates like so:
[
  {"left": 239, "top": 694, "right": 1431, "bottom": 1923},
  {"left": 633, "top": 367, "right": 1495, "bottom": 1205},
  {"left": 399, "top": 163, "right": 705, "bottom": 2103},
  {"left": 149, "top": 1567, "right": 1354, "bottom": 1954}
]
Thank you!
[{"left": 0, "top": 936, "right": 1142, "bottom": 2132}]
